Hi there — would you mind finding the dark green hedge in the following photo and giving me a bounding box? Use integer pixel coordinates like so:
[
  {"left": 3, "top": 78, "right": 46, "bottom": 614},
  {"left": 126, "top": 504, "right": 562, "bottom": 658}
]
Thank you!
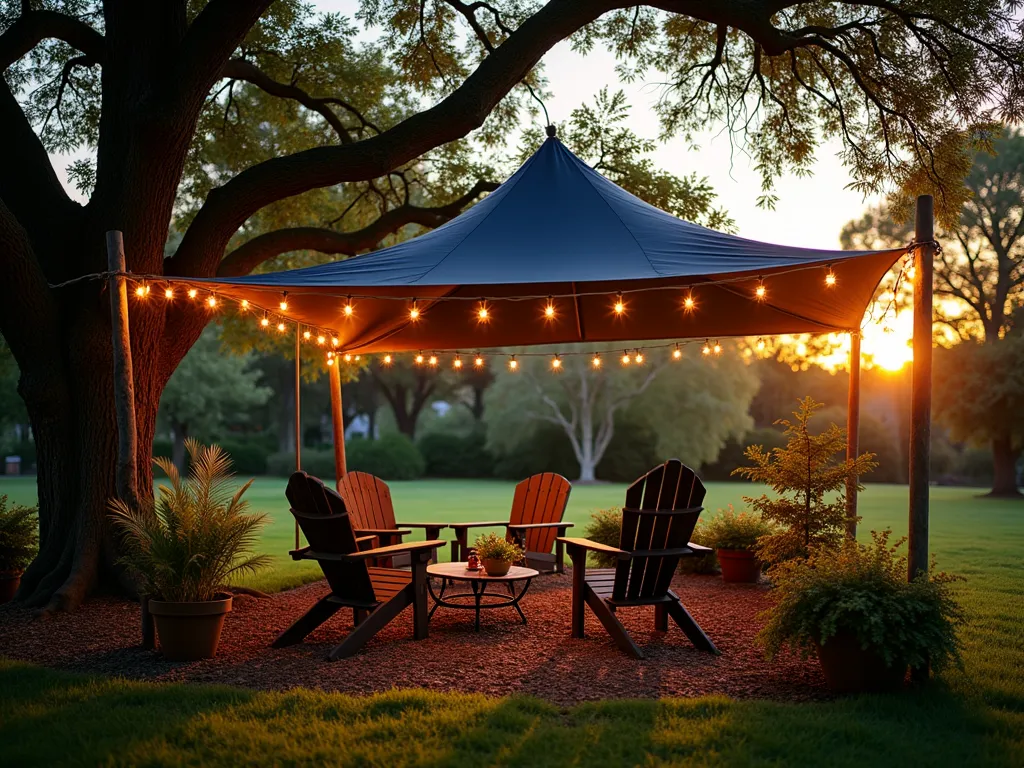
[
  {"left": 418, "top": 428, "right": 494, "bottom": 478},
  {"left": 268, "top": 434, "right": 426, "bottom": 481}
]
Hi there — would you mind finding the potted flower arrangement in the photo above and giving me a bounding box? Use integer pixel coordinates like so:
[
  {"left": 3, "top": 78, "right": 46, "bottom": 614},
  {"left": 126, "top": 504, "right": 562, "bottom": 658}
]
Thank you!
[
  {"left": 699, "top": 505, "right": 776, "bottom": 583},
  {"left": 0, "top": 495, "right": 38, "bottom": 603},
  {"left": 109, "top": 440, "right": 270, "bottom": 661},
  {"left": 473, "top": 533, "right": 525, "bottom": 577},
  {"left": 758, "top": 530, "right": 965, "bottom": 693}
]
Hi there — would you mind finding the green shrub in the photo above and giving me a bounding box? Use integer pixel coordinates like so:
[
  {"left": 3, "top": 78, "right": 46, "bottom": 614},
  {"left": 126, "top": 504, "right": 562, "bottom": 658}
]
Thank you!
[
  {"left": 0, "top": 495, "right": 38, "bottom": 572},
  {"left": 348, "top": 434, "right": 425, "bottom": 480},
  {"left": 758, "top": 530, "right": 965, "bottom": 672},
  {"left": 699, "top": 505, "right": 777, "bottom": 551},
  {"left": 266, "top": 449, "right": 337, "bottom": 479},
  {"left": 583, "top": 507, "right": 716, "bottom": 573},
  {"left": 473, "top": 532, "right": 524, "bottom": 563},
  {"left": 218, "top": 439, "right": 270, "bottom": 475},
  {"left": 418, "top": 428, "right": 494, "bottom": 478},
  {"left": 108, "top": 440, "right": 271, "bottom": 602}
]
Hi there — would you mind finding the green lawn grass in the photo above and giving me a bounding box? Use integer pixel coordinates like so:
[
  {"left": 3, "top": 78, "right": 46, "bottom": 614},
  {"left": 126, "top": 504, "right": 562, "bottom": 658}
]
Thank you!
[{"left": 1, "top": 477, "right": 1022, "bottom": 766}]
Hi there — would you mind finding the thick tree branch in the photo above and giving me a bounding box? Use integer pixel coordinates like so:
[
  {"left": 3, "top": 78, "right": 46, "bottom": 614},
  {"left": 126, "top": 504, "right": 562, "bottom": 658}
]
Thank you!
[
  {"left": 220, "top": 59, "right": 357, "bottom": 144},
  {"left": 216, "top": 180, "right": 498, "bottom": 277},
  {"left": 0, "top": 9, "right": 105, "bottom": 71}
]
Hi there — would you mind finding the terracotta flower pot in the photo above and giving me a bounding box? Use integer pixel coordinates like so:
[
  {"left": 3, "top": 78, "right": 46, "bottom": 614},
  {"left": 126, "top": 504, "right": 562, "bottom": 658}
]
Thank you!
[
  {"left": 482, "top": 558, "right": 511, "bottom": 577},
  {"left": 814, "top": 630, "right": 908, "bottom": 693},
  {"left": 0, "top": 570, "right": 22, "bottom": 604},
  {"left": 148, "top": 596, "right": 233, "bottom": 661},
  {"left": 716, "top": 549, "right": 761, "bottom": 583}
]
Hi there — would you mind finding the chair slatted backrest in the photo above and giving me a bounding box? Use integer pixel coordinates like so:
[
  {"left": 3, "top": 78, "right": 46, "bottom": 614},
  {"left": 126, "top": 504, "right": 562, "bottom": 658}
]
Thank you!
[
  {"left": 613, "top": 460, "right": 706, "bottom": 602},
  {"left": 337, "top": 471, "right": 397, "bottom": 531},
  {"left": 287, "top": 472, "right": 375, "bottom": 603},
  {"left": 508, "top": 472, "right": 572, "bottom": 554}
]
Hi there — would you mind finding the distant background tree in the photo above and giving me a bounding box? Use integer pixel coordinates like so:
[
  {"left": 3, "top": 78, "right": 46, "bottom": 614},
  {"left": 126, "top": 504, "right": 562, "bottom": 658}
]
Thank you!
[
  {"left": 842, "top": 128, "right": 1024, "bottom": 495},
  {"left": 158, "top": 328, "right": 272, "bottom": 471}
]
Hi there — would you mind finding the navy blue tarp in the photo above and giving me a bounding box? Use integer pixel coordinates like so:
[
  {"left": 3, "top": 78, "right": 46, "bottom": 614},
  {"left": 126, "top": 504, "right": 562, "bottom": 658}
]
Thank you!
[{"left": 206, "top": 137, "right": 904, "bottom": 353}]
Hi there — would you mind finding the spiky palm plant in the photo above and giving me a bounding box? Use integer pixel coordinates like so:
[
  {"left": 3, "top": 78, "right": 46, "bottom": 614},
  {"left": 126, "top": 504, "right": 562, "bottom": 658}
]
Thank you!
[
  {"left": 0, "top": 496, "right": 39, "bottom": 572},
  {"left": 109, "top": 439, "right": 271, "bottom": 602}
]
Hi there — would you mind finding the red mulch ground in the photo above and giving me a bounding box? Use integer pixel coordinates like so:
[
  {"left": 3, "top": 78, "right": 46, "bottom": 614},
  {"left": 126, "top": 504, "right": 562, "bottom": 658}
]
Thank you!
[{"left": 0, "top": 572, "right": 829, "bottom": 705}]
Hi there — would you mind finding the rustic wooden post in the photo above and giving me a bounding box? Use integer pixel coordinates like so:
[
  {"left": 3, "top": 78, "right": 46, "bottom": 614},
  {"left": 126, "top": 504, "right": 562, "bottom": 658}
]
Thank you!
[
  {"left": 909, "top": 195, "right": 934, "bottom": 582},
  {"left": 294, "top": 325, "right": 302, "bottom": 549},
  {"left": 328, "top": 356, "right": 347, "bottom": 482},
  {"left": 845, "top": 329, "right": 861, "bottom": 539},
  {"left": 105, "top": 231, "right": 149, "bottom": 647}
]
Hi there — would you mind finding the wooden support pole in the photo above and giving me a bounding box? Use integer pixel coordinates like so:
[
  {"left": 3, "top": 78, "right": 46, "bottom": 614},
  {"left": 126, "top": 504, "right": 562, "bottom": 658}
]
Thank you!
[
  {"left": 909, "top": 195, "right": 934, "bottom": 582},
  {"left": 294, "top": 325, "right": 302, "bottom": 550},
  {"left": 328, "top": 358, "right": 347, "bottom": 484},
  {"left": 845, "top": 329, "right": 861, "bottom": 539}
]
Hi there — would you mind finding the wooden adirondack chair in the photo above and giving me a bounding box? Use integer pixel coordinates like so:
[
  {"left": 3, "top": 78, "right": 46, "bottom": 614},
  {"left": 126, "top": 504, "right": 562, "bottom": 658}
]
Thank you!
[
  {"left": 273, "top": 472, "right": 444, "bottom": 660},
  {"left": 449, "top": 472, "right": 573, "bottom": 573},
  {"left": 557, "top": 460, "right": 717, "bottom": 659},
  {"left": 336, "top": 471, "right": 448, "bottom": 567}
]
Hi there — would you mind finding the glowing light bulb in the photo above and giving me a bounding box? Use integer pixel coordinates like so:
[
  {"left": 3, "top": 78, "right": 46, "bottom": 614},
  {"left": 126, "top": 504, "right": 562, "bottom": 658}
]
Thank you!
[
  {"left": 303, "top": 330, "right": 311, "bottom": 340},
  {"left": 415, "top": 352, "right": 424, "bottom": 364},
  {"left": 343, "top": 354, "right": 352, "bottom": 362},
  {"left": 551, "top": 355, "right": 562, "bottom": 370},
  {"left": 277, "top": 322, "right": 286, "bottom": 332},
  {"left": 474, "top": 354, "right": 484, "bottom": 368},
  {"left": 187, "top": 288, "right": 198, "bottom": 300},
  {"left": 240, "top": 299, "right": 249, "bottom": 310},
  {"left": 279, "top": 293, "right": 288, "bottom": 311},
  {"left": 207, "top": 295, "right": 218, "bottom": 308},
  {"left": 713, "top": 341, "right": 722, "bottom": 355},
  {"left": 409, "top": 302, "right": 420, "bottom": 321},
  {"left": 592, "top": 354, "right": 602, "bottom": 368},
  {"left": 508, "top": 356, "right": 518, "bottom": 371},
  {"left": 621, "top": 351, "right": 631, "bottom": 365},
  {"left": 453, "top": 356, "right": 463, "bottom": 369},
  {"left": 477, "top": 302, "right": 489, "bottom": 321},
  {"left": 343, "top": 297, "right": 354, "bottom": 317},
  {"left": 757, "top": 337, "right": 766, "bottom": 351},
  {"left": 613, "top": 294, "right": 625, "bottom": 315},
  {"left": 755, "top": 280, "right": 766, "bottom": 300},
  {"left": 316, "top": 335, "right": 325, "bottom": 345},
  {"left": 134, "top": 283, "right": 148, "bottom": 298},
  {"left": 260, "top": 315, "right": 270, "bottom": 328},
  {"left": 332, "top": 337, "right": 340, "bottom": 347},
  {"left": 634, "top": 351, "right": 644, "bottom": 364},
  {"left": 428, "top": 355, "right": 438, "bottom": 367},
  {"left": 164, "top": 287, "right": 174, "bottom": 299},
  {"left": 702, "top": 341, "right": 712, "bottom": 356},
  {"left": 327, "top": 357, "right": 334, "bottom": 366},
  {"left": 544, "top": 298, "right": 556, "bottom": 319},
  {"left": 672, "top": 345, "right": 682, "bottom": 360},
  {"left": 825, "top": 271, "right": 837, "bottom": 287},
  {"left": 683, "top": 294, "right": 695, "bottom": 311},
  {"left": 383, "top": 354, "right": 392, "bottom": 365}
]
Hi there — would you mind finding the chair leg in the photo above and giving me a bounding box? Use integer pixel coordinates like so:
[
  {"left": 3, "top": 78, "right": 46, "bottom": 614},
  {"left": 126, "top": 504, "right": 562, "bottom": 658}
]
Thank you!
[
  {"left": 654, "top": 604, "right": 668, "bottom": 632},
  {"left": 555, "top": 539, "right": 565, "bottom": 574},
  {"left": 665, "top": 595, "right": 718, "bottom": 654},
  {"left": 273, "top": 595, "right": 343, "bottom": 648},
  {"left": 569, "top": 549, "right": 586, "bottom": 638},
  {"left": 411, "top": 559, "right": 429, "bottom": 641},
  {"left": 328, "top": 589, "right": 411, "bottom": 661},
  {"left": 583, "top": 586, "right": 644, "bottom": 659}
]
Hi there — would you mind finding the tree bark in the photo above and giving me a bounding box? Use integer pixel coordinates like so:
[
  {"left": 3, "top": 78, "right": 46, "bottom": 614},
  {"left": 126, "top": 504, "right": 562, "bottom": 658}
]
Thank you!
[{"left": 988, "top": 432, "right": 1022, "bottom": 498}]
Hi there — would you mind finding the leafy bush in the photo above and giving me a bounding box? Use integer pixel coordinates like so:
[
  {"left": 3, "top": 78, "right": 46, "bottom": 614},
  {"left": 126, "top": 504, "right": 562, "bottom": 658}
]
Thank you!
[
  {"left": 583, "top": 507, "right": 716, "bottom": 573},
  {"left": 473, "top": 532, "right": 524, "bottom": 563},
  {"left": 734, "top": 397, "right": 876, "bottom": 566},
  {"left": 348, "top": 434, "right": 425, "bottom": 480},
  {"left": 0, "top": 495, "right": 38, "bottom": 572},
  {"left": 218, "top": 439, "right": 271, "bottom": 475},
  {"left": 267, "top": 449, "right": 335, "bottom": 479},
  {"left": 699, "top": 505, "right": 777, "bottom": 551},
  {"left": 418, "top": 428, "right": 494, "bottom": 478},
  {"left": 108, "top": 440, "right": 271, "bottom": 602},
  {"left": 758, "top": 530, "right": 965, "bottom": 672}
]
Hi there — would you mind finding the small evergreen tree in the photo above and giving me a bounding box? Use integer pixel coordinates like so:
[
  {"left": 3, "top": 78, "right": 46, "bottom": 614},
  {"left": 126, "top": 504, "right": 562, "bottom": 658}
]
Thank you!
[{"left": 733, "top": 397, "right": 876, "bottom": 566}]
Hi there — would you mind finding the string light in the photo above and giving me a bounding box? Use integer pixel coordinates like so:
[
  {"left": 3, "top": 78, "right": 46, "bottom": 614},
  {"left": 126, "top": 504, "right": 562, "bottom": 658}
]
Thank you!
[
  {"left": 343, "top": 353, "right": 352, "bottom": 362},
  {"left": 187, "top": 288, "right": 198, "bottom": 300},
  {"left": 240, "top": 299, "right": 250, "bottom": 310},
  {"left": 453, "top": 355, "right": 463, "bottom": 369},
  {"left": 825, "top": 266, "right": 837, "bottom": 287},
  {"left": 332, "top": 337, "right": 340, "bottom": 347},
  {"left": 276, "top": 322, "right": 286, "bottom": 332},
  {"left": 713, "top": 341, "right": 722, "bottom": 355},
  {"left": 613, "top": 294, "right": 626, "bottom": 315},
  {"left": 508, "top": 355, "right": 518, "bottom": 371},
  {"left": 409, "top": 301, "right": 420, "bottom": 322},
  {"left": 755, "top": 278, "right": 766, "bottom": 301},
  {"left": 428, "top": 354, "right": 438, "bottom": 367},
  {"left": 303, "top": 330, "right": 311, "bottom": 341},
  {"left": 544, "top": 297, "right": 556, "bottom": 319},
  {"left": 756, "top": 337, "right": 767, "bottom": 351},
  {"left": 415, "top": 352, "right": 424, "bottom": 364},
  {"left": 383, "top": 354, "right": 393, "bottom": 365},
  {"left": 683, "top": 291, "right": 696, "bottom": 312},
  {"left": 327, "top": 357, "right": 335, "bottom": 366},
  {"left": 592, "top": 353, "right": 602, "bottom": 368},
  {"left": 207, "top": 294, "right": 218, "bottom": 308},
  {"left": 316, "top": 335, "right": 326, "bottom": 345},
  {"left": 164, "top": 287, "right": 174, "bottom": 299},
  {"left": 474, "top": 353, "right": 485, "bottom": 368},
  {"left": 260, "top": 314, "right": 270, "bottom": 328},
  {"left": 672, "top": 344, "right": 682, "bottom": 360},
  {"left": 702, "top": 340, "right": 712, "bottom": 356},
  {"left": 354, "top": 355, "right": 361, "bottom": 361},
  {"left": 476, "top": 301, "right": 490, "bottom": 322},
  {"left": 551, "top": 354, "right": 562, "bottom": 370},
  {"left": 634, "top": 350, "right": 644, "bottom": 365},
  {"left": 134, "top": 282, "right": 149, "bottom": 298},
  {"left": 343, "top": 296, "right": 354, "bottom": 317},
  {"left": 621, "top": 351, "right": 631, "bottom": 365},
  {"left": 279, "top": 292, "right": 289, "bottom": 311}
]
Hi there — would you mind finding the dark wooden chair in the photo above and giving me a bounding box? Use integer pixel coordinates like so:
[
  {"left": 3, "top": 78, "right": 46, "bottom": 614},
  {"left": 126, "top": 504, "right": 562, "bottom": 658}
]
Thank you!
[
  {"left": 337, "top": 471, "right": 448, "bottom": 566},
  {"left": 557, "top": 459, "right": 717, "bottom": 659},
  {"left": 274, "top": 471, "right": 444, "bottom": 660},
  {"left": 449, "top": 472, "right": 573, "bottom": 573}
]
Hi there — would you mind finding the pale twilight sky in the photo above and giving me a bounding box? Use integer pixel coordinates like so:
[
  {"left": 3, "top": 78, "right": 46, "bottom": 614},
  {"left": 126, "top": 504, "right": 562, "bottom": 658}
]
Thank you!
[{"left": 47, "top": 2, "right": 879, "bottom": 249}]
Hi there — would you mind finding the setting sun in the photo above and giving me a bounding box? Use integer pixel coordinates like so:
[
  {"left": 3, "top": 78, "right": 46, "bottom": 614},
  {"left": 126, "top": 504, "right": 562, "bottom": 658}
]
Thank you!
[{"left": 862, "top": 315, "right": 914, "bottom": 371}]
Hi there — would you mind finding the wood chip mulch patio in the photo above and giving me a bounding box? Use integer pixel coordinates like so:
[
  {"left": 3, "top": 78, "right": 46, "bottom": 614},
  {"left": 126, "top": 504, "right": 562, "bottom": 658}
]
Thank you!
[{"left": 0, "top": 572, "right": 830, "bottom": 705}]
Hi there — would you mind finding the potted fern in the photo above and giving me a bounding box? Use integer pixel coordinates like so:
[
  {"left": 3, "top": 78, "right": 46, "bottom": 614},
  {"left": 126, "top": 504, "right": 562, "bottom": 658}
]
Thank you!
[
  {"left": 109, "top": 440, "right": 270, "bottom": 661},
  {"left": 758, "top": 531, "right": 965, "bottom": 693},
  {"left": 473, "top": 533, "right": 525, "bottom": 577},
  {"left": 700, "top": 506, "right": 776, "bottom": 583},
  {"left": 0, "top": 496, "right": 38, "bottom": 603}
]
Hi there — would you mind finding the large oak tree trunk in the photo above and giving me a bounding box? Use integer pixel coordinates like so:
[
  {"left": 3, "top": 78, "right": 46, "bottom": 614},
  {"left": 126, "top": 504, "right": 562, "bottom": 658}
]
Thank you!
[{"left": 988, "top": 432, "right": 1022, "bottom": 498}]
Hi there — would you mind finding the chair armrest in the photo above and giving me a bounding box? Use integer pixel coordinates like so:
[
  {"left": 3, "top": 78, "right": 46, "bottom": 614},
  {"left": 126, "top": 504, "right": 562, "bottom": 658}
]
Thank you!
[
  {"left": 631, "top": 547, "right": 698, "bottom": 558},
  {"left": 345, "top": 539, "right": 447, "bottom": 561},
  {"left": 396, "top": 522, "right": 449, "bottom": 530},
  {"left": 687, "top": 542, "right": 713, "bottom": 555},
  {"left": 288, "top": 546, "right": 312, "bottom": 561},
  {"left": 507, "top": 522, "right": 574, "bottom": 531},
  {"left": 557, "top": 537, "right": 629, "bottom": 560},
  {"left": 354, "top": 527, "right": 412, "bottom": 537},
  {"left": 355, "top": 535, "right": 379, "bottom": 551},
  {"left": 448, "top": 520, "right": 510, "bottom": 531}
]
